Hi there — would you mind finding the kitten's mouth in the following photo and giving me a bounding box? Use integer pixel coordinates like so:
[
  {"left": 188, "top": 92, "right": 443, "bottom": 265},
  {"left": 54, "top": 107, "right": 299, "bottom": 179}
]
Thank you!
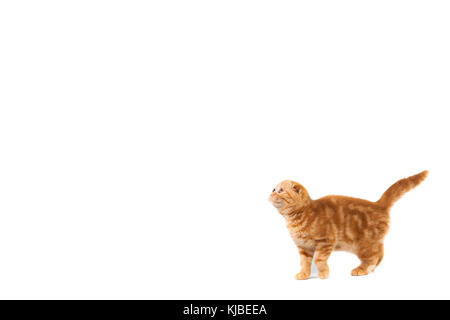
[{"left": 268, "top": 196, "right": 283, "bottom": 207}]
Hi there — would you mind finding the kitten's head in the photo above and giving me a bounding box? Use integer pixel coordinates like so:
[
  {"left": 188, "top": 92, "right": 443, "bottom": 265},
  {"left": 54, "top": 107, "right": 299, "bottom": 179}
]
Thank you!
[{"left": 268, "top": 180, "right": 311, "bottom": 215}]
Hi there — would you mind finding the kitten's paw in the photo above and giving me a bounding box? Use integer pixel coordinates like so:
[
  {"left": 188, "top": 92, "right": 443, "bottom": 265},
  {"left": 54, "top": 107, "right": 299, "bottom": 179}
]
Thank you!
[
  {"left": 318, "top": 270, "right": 329, "bottom": 279},
  {"left": 351, "top": 267, "right": 369, "bottom": 276},
  {"left": 295, "top": 272, "right": 310, "bottom": 280}
]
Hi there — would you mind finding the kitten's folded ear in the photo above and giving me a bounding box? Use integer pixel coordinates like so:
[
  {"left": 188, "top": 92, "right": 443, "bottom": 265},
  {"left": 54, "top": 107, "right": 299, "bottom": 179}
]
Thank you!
[{"left": 292, "top": 183, "right": 301, "bottom": 193}]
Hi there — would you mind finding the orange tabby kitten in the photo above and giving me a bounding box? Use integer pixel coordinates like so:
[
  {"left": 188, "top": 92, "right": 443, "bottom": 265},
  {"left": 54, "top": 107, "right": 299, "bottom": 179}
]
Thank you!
[{"left": 268, "top": 171, "right": 428, "bottom": 279}]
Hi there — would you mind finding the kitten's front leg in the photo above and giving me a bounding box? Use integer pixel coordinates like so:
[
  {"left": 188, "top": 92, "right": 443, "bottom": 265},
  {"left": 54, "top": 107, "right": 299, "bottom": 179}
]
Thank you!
[
  {"left": 295, "top": 247, "right": 314, "bottom": 280},
  {"left": 314, "top": 244, "right": 333, "bottom": 279}
]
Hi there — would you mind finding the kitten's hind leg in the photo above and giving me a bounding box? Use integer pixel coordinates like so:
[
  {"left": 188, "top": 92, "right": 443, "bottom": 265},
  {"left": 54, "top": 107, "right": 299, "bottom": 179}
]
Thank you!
[{"left": 352, "top": 242, "right": 384, "bottom": 276}]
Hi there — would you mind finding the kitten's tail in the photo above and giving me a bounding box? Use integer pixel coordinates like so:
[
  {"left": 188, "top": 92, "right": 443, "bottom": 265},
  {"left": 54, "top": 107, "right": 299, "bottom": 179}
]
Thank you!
[{"left": 377, "top": 170, "right": 428, "bottom": 210}]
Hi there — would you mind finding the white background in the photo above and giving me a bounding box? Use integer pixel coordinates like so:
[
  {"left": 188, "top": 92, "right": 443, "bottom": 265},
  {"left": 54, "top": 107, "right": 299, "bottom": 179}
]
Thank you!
[{"left": 0, "top": 1, "right": 449, "bottom": 299}]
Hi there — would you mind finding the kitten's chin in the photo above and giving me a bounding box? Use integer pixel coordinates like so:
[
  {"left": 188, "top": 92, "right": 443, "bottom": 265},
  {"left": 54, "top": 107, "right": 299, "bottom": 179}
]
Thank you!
[{"left": 268, "top": 197, "right": 283, "bottom": 208}]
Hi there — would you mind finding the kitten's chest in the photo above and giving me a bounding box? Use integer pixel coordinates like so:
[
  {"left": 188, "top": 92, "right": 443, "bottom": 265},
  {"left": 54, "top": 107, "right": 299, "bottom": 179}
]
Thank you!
[{"left": 288, "top": 228, "right": 315, "bottom": 249}]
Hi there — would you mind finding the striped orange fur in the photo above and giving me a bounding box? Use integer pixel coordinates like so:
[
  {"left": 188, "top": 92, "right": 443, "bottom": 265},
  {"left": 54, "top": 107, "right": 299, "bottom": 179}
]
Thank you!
[{"left": 268, "top": 171, "right": 428, "bottom": 279}]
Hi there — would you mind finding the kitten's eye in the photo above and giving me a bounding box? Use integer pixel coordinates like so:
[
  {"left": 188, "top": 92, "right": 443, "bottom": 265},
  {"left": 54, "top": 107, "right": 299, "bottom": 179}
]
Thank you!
[
  {"left": 279, "top": 188, "right": 283, "bottom": 192},
  {"left": 272, "top": 188, "right": 275, "bottom": 192}
]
